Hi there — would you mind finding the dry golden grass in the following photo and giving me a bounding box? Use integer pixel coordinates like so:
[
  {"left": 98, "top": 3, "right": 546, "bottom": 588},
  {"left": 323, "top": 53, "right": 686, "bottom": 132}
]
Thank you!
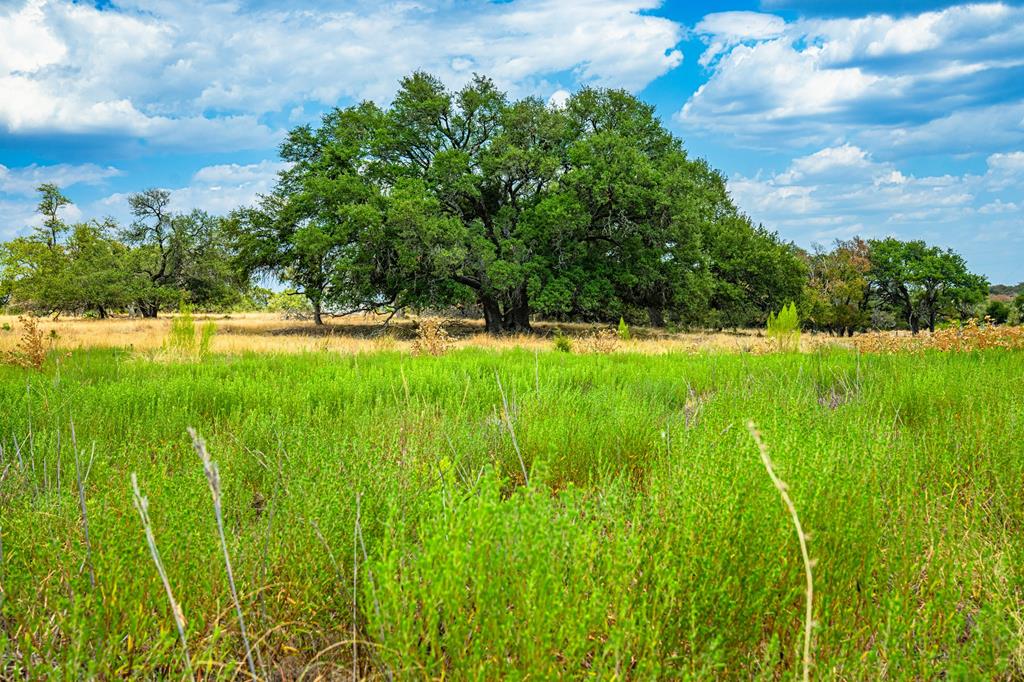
[
  {"left": 0, "top": 312, "right": 858, "bottom": 356},
  {"left": 854, "top": 318, "right": 1024, "bottom": 353}
]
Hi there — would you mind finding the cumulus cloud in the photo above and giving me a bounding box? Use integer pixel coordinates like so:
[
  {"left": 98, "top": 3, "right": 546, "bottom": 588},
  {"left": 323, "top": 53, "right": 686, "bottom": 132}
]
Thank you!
[
  {"left": 0, "top": 161, "right": 119, "bottom": 238},
  {"left": 167, "top": 160, "right": 288, "bottom": 215},
  {"left": 0, "top": 162, "right": 121, "bottom": 196},
  {"left": 0, "top": 0, "right": 683, "bottom": 149},
  {"left": 729, "top": 144, "right": 1024, "bottom": 279},
  {"left": 0, "top": 158, "right": 284, "bottom": 240},
  {"left": 681, "top": 3, "right": 1024, "bottom": 155},
  {"left": 693, "top": 11, "right": 785, "bottom": 66},
  {"left": 92, "top": 160, "right": 287, "bottom": 223}
]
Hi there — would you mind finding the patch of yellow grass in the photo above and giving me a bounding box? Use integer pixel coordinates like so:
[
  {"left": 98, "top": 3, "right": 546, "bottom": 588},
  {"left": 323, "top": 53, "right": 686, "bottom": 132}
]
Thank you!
[{"left": 0, "top": 312, "right": 856, "bottom": 356}]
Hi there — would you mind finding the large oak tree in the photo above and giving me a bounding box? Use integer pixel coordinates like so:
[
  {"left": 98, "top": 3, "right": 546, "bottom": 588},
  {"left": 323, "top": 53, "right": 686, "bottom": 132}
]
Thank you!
[{"left": 232, "top": 72, "right": 806, "bottom": 332}]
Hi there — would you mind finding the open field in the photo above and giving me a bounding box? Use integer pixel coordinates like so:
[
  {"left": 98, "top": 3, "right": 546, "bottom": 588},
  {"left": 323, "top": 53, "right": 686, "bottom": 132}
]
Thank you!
[
  {"left": 0, "top": 313, "right": 858, "bottom": 356},
  {"left": 1, "top": 345, "right": 1023, "bottom": 679}
]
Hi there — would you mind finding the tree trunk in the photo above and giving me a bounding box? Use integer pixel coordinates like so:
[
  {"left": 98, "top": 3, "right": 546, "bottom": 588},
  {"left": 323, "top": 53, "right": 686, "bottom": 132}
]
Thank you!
[
  {"left": 140, "top": 302, "right": 159, "bottom": 318},
  {"left": 480, "top": 293, "right": 531, "bottom": 334},
  {"left": 507, "top": 299, "right": 531, "bottom": 333},
  {"left": 97, "top": 306, "right": 108, "bottom": 320},
  {"left": 927, "top": 309, "right": 936, "bottom": 333},
  {"left": 312, "top": 299, "right": 324, "bottom": 326},
  {"left": 909, "top": 313, "right": 920, "bottom": 335},
  {"left": 482, "top": 296, "right": 503, "bottom": 334},
  {"left": 647, "top": 306, "right": 665, "bottom": 328}
]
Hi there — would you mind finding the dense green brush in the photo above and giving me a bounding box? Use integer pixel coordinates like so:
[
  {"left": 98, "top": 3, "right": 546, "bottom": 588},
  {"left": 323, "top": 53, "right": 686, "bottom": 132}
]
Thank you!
[{"left": 0, "top": 348, "right": 1022, "bottom": 679}]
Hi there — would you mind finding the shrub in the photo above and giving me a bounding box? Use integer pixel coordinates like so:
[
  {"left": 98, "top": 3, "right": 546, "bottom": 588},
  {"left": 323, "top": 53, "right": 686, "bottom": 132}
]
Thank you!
[
  {"left": 552, "top": 329, "right": 572, "bottom": 353},
  {"left": 412, "top": 318, "right": 452, "bottom": 356},
  {"left": 584, "top": 328, "right": 619, "bottom": 354},
  {"left": 985, "top": 300, "right": 1010, "bottom": 325},
  {"left": 617, "top": 317, "right": 631, "bottom": 341},
  {"left": 5, "top": 315, "right": 47, "bottom": 370},
  {"left": 767, "top": 302, "right": 801, "bottom": 352},
  {"left": 267, "top": 290, "right": 313, "bottom": 320},
  {"left": 855, "top": 318, "right": 1024, "bottom": 352}
]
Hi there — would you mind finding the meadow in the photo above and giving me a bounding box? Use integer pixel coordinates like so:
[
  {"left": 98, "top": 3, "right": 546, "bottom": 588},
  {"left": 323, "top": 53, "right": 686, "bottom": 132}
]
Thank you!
[{"left": 0, "top": 325, "right": 1023, "bottom": 679}]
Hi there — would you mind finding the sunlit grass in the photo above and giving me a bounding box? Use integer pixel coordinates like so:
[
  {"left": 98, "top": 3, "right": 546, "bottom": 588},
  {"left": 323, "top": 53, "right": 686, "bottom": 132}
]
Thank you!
[
  {"left": 0, "top": 312, "right": 856, "bottom": 356},
  {"left": 0, "top": 347, "right": 1022, "bottom": 678}
]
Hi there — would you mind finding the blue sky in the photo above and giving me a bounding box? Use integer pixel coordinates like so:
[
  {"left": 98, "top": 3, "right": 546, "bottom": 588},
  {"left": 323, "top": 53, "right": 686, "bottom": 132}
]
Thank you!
[{"left": 1, "top": 0, "right": 1022, "bottom": 283}]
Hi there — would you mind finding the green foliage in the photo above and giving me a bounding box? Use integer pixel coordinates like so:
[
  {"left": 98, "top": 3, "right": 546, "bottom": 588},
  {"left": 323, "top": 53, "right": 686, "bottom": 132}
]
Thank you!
[
  {"left": 34, "top": 182, "right": 70, "bottom": 248},
  {"left": 165, "top": 305, "right": 197, "bottom": 356},
  {"left": 123, "top": 191, "right": 249, "bottom": 317},
  {"left": 617, "top": 316, "right": 631, "bottom": 341},
  {"left": 989, "top": 282, "right": 1023, "bottom": 297},
  {"left": 767, "top": 302, "right": 801, "bottom": 352},
  {"left": 1, "top": 349, "right": 1023, "bottom": 677},
  {"left": 868, "top": 237, "right": 988, "bottom": 333},
  {"left": 552, "top": 328, "right": 572, "bottom": 352},
  {"left": 0, "top": 185, "right": 251, "bottom": 318},
  {"left": 702, "top": 215, "right": 807, "bottom": 329},
  {"left": 233, "top": 72, "right": 806, "bottom": 333},
  {"left": 265, "top": 290, "right": 314, "bottom": 318},
  {"left": 164, "top": 305, "right": 216, "bottom": 361},
  {"left": 985, "top": 300, "right": 1011, "bottom": 324},
  {"left": 802, "top": 237, "right": 871, "bottom": 336}
]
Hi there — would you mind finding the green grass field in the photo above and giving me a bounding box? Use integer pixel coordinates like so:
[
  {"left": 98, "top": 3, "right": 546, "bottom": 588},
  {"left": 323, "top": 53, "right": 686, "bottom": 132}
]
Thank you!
[{"left": 1, "top": 348, "right": 1023, "bottom": 679}]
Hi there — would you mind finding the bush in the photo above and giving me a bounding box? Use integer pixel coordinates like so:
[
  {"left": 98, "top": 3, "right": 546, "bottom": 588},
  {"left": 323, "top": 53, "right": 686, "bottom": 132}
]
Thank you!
[
  {"left": 411, "top": 318, "right": 452, "bottom": 357},
  {"left": 617, "top": 317, "right": 631, "bottom": 341},
  {"left": 267, "top": 290, "right": 313, "bottom": 320},
  {"left": 767, "top": 302, "right": 800, "bottom": 352},
  {"left": 4, "top": 315, "right": 47, "bottom": 370},
  {"left": 552, "top": 329, "right": 572, "bottom": 353},
  {"left": 985, "top": 300, "right": 1010, "bottom": 324}
]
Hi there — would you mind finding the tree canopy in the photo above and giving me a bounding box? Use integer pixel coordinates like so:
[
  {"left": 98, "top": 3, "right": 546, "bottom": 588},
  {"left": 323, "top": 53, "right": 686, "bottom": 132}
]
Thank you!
[
  {"left": 231, "top": 72, "right": 806, "bottom": 331},
  {"left": 867, "top": 237, "right": 988, "bottom": 333}
]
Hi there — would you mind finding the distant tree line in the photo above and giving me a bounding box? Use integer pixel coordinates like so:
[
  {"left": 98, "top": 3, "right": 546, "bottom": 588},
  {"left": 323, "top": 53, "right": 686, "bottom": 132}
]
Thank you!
[
  {"left": 802, "top": 236, "right": 992, "bottom": 335},
  {"left": 0, "top": 184, "right": 256, "bottom": 318},
  {"left": 0, "top": 73, "right": 1008, "bottom": 334}
]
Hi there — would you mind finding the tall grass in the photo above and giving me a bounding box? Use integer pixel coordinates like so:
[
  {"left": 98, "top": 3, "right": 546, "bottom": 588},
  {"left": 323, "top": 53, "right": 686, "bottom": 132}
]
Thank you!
[{"left": 0, "top": 347, "right": 1022, "bottom": 678}]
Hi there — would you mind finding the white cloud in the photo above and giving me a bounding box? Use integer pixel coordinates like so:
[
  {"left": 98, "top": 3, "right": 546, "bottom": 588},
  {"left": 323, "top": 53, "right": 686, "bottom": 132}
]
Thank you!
[
  {"left": 679, "top": 3, "right": 1024, "bottom": 155},
  {"left": 169, "top": 160, "right": 287, "bottom": 215},
  {"left": 987, "top": 150, "right": 1024, "bottom": 175},
  {"left": 92, "top": 160, "right": 287, "bottom": 223},
  {"left": 693, "top": 11, "right": 785, "bottom": 66},
  {"left": 0, "top": 161, "right": 118, "bottom": 238},
  {"left": 729, "top": 144, "right": 1024, "bottom": 276},
  {"left": 0, "top": 162, "right": 121, "bottom": 196},
  {"left": 979, "top": 199, "right": 1018, "bottom": 214},
  {"left": 548, "top": 89, "right": 571, "bottom": 108},
  {"left": 0, "top": 0, "right": 684, "bottom": 148}
]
